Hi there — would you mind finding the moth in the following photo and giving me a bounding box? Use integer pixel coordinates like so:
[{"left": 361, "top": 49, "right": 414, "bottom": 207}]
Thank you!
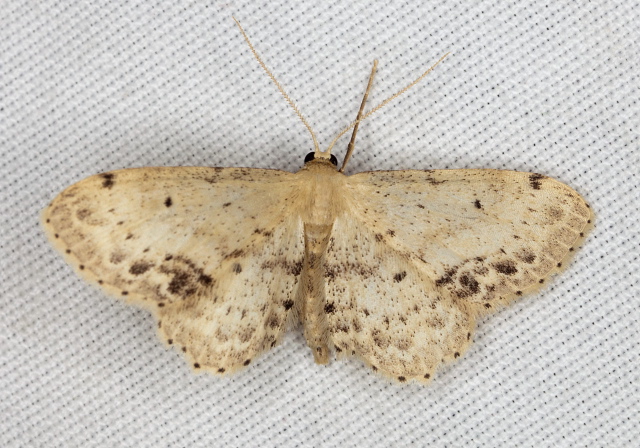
[{"left": 42, "top": 20, "right": 593, "bottom": 383}]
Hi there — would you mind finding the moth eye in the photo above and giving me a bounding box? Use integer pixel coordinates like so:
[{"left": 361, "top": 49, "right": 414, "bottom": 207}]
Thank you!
[{"left": 304, "top": 152, "right": 338, "bottom": 166}]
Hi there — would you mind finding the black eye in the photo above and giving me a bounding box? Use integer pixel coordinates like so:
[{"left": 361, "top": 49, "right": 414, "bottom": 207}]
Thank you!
[{"left": 303, "top": 152, "right": 339, "bottom": 166}]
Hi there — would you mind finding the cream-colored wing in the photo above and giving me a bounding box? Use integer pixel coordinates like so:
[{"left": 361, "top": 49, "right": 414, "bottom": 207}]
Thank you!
[
  {"left": 325, "top": 215, "right": 475, "bottom": 382},
  {"left": 42, "top": 167, "right": 304, "bottom": 374},
  {"left": 324, "top": 169, "right": 593, "bottom": 382}
]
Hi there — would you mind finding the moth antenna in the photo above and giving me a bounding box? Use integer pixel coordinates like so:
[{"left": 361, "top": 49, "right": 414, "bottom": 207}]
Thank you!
[
  {"left": 338, "top": 60, "right": 378, "bottom": 172},
  {"left": 233, "top": 17, "right": 320, "bottom": 153},
  {"left": 326, "top": 52, "right": 450, "bottom": 157}
]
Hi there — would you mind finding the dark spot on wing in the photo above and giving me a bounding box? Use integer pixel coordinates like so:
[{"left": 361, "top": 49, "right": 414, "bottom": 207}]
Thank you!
[
  {"left": 474, "top": 199, "right": 482, "bottom": 209},
  {"left": 493, "top": 260, "right": 518, "bottom": 275},
  {"left": 225, "top": 249, "right": 245, "bottom": 259},
  {"left": 260, "top": 258, "right": 303, "bottom": 276},
  {"left": 324, "top": 302, "right": 335, "bottom": 314},
  {"left": 217, "top": 368, "right": 225, "bottom": 373},
  {"left": 386, "top": 229, "right": 396, "bottom": 237},
  {"left": 253, "top": 228, "right": 273, "bottom": 237},
  {"left": 516, "top": 250, "right": 536, "bottom": 264},
  {"left": 375, "top": 233, "right": 384, "bottom": 242},
  {"left": 459, "top": 273, "right": 480, "bottom": 295},
  {"left": 436, "top": 267, "right": 458, "bottom": 286},
  {"left": 398, "top": 376, "right": 406, "bottom": 382},
  {"left": 76, "top": 208, "right": 92, "bottom": 220},
  {"left": 164, "top": 197, "right": 172, "bottom": 207},
  {"left": 529, "top": 173, "right": 545, "bottom": 190},
  {"left": 110, "top": 252, "right": 126, "bottom": 264},
  {"left": 101, "top": 173, "right": 115, "bottom": 189},
  {"left": 167, "top": 271, "right": 191, "bottom": 296},
  {"left": 223, "top": 202, "right": 231, "bottom": 207},
  {"left": 290, "top": 260, "right": 303, "bottom": 276},
  {"left": 417, "top": 204, "right": 425, "bottom": 209},
  {"left": 267, "top": 314, "right": 280, "bottom": 329},
  {"left": 198, "top": 274, "right": 213, "bottom": 285},
  {"left": 547, "top": 206, "right": 563, "bottom": 220},
  {"left": 283, "top": 300, "right": 294, "bottom": 310},
  {"left": 157, "top": 256, "right": 215, "bottom": 300},
  {"left": 243, "top": 359, "right": 251, "bottom": 366},
  {"left": 129, "top": 261, "right": 154, "bottom": 275},
  {"left": 426, "top": 176, "right": 445, "bottom": 185},
  {"left": 232, "top": 263, "right": 242, "bottom": 273},
  {"left": 325, "top": 269, "right": 335, "bottom": 281},
  {"left": 324, "top": 262, "right": 377, "bottom": 280},
  {"left": 393, "top": 271, "right": 407, "bottom": 283}
]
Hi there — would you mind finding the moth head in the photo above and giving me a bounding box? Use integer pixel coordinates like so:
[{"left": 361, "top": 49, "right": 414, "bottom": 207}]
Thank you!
[
  {"left": 304, "top": 151, "right": 338, "bottom": 167},
  {"left": 233, "top": 17, "right": 449, "bottom": 174}
]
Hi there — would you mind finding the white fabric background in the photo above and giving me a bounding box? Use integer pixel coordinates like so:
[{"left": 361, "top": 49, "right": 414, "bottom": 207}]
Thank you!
[{"left": 1, "top": 1, "right": 638, "bottom": 447}]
